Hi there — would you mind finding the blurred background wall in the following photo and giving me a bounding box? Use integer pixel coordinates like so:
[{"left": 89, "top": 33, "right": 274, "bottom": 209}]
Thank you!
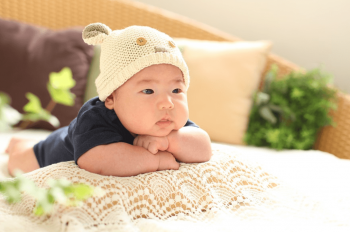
[{"left": 136, "top": 0, "right": 350, "bottom": 93}]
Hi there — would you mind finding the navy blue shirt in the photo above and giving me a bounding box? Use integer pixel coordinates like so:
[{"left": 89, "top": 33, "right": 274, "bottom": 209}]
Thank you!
[{"left": 34, "top": 97, "right": 199, "bottom": 168}]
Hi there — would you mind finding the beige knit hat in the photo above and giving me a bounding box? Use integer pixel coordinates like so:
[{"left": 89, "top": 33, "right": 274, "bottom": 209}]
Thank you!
[{"left": 82, "top": 23, "right": 190, "bottom": 101}]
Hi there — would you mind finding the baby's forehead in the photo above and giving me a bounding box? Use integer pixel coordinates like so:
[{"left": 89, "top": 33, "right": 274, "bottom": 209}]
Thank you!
[
  {"left": 131, "top": 64, "right": 185, "bottom": 83},
  {"left": 134, "top": 77, "right": 185, "bottom": 85}
]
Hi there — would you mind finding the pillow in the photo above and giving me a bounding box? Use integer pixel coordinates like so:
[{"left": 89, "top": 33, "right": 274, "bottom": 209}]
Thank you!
[
  {"left": 0, "top": 18, "right": 94, "bottom": 130},
  {"left": 174, "top": 38, "right": 271, "bottom": 145}
]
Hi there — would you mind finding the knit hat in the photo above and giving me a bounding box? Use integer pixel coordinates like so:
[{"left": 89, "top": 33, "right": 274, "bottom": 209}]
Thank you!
[{"left": 82, "top": 23, "right": 190, "bottom": 101}]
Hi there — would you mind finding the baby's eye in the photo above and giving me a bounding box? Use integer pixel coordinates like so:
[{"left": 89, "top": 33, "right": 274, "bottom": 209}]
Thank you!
[
  {"left": 142, "top": 89, "right": 154, "bottom": 94},
  {"left": 172, "top": 88, "right": 182, "bottom": 94}
]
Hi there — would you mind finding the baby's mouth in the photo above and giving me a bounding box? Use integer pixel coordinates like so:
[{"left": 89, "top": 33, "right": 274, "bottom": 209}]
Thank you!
[{"left": 156, "top": 119, "right": 172, "bottom": 126}]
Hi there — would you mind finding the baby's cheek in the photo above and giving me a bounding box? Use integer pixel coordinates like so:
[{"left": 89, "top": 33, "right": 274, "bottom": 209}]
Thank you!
[
  {"left": 182, "top": 102, "right": 190, "bottom": 120},
  {"left": 178, "top": 109, "right": 189, "bottom": 129}
]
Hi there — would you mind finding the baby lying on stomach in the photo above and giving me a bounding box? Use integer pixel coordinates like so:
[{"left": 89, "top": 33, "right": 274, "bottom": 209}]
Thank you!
[{"left": 6, "top": 23, "right": 212, "bottom": 177}]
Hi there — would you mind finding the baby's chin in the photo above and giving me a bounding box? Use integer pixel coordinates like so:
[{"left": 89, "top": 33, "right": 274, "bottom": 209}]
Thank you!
[
  {"left": 131, "top": 122, "right": 183, "bottom": 137},
  {"left": 134, "top": 128, "right": 173, "bottom": 137},
  {"left": 146, "top": 130, "right": 172, "bottom": 137}
]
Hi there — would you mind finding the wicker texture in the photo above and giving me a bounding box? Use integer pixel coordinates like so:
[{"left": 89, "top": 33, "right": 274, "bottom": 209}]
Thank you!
[
  {"left": 0, "top": 0, "right": 237, "bottom": 40},
  {"left": 314, "top": 92, "right": 350, "bottom": 159},
  {"left": 0, "top": 0, "right": 349, "bottom": 158},
  {"left": 0, "top": 0, "right": 295, "bottom": 78}
]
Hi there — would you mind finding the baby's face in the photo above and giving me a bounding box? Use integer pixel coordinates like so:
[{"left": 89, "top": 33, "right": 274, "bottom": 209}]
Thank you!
[{"left": 105, "top": 64, "right": 189, "bottom": 137}]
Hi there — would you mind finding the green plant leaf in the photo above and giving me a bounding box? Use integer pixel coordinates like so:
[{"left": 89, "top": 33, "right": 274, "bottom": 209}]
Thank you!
[
  {"left": 47, "top": 83, "right": 75, "bottom": 106},
  {"left": 177, "top": 45, "right": 186, "bottom": 54},
  {"left": 22, "top": 111, "right": 59, "bottom": 128},
  {"left": 255, "top": 92, "right": 270, "bottom": 106},
  {"left": 47, "top": 67, "right": 76, "bottom": 106},
  {"left": 268, "top": 104, "right": 283, "bottom": 113},
  {"left": 50, "top": 187, "right": 67, "bottom": 204},
  {"left": 71, "top": 184, "right": 95, "bottom": 201},
  {"left": 266, "top": 129, "right": 280, "bottom": 144},
  {"left": 47, "top": 115, "right": 60, "bottom": 127},
  {"left": 23, "top": 93, "right": 42, "bottom": 114},
  {"left": 259, "top": 105, "right": 277, "bottom": 124},
  {"left": 263, "top": 64, "right": 278, "bottom": 93},
  {"left": 0, "top": 105, "right": 22, "bottom": 131},
  {"left": 21, "top": 93, "right": 60, "bottom": 127},
  {"left": 21, "top": 113, "right": 43, "bottom": 122},
  {"left": 0, "top": 173, "right": 99, "bottom": 216},
  {"left": 290, "top": 88, "right": 304, "bottom": 99},
  {"left": 49, "top": 67, "right": 75, "bottom": 90},
  {"left": 33, "top": 205, "right": 45, "bottom": 216},
  {"left": 0, "top": 178, "right": 21, "bottom": 204},
  {"left": 0, "top": 92, "right": 10, "bottom": 107}
]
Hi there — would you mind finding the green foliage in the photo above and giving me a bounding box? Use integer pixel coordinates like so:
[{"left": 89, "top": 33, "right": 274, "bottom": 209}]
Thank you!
[
  {"left": 22, "top": 93, "right": 60, "bottom": 127},
  {"left": 0, "top": 67, "right": 76, "bottom": 131},
  {"left": 47, "top": 67, "right": 76, "bottom": 106},
  {"left": 244, "top": 65, "right": 337, "bottom": 150},
  {"left": 177, "top": 45, "right": 185, "bottom": 54},
  {"left": 0, "top": 171, "right": 102, "bottom": 216},
  {"left": 0, "top": 92, "right": 10, "bottom": 107},
  {"left": 0, "top": 92, "right": 22, "bottom": 131}
]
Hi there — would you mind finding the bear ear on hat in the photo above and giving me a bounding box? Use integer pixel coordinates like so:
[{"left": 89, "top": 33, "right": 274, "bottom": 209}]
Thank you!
[{"left": 82, "top": 23, "right": 112, "bottom": 45}]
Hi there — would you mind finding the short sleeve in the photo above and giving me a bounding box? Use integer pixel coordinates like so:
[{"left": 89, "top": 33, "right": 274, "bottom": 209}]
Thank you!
[{"left": 69, "top": 100, "right": 127, "bottom": 164}]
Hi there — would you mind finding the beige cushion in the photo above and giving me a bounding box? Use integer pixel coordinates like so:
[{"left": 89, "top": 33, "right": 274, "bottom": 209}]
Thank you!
[{"left": 174, "top": 39, "right": 272, "bottom": 145}]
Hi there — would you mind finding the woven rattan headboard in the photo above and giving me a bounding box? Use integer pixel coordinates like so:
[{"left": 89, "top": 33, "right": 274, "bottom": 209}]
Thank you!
[{"left": 0, "top": 0, "right": 300, "bottom": 79}]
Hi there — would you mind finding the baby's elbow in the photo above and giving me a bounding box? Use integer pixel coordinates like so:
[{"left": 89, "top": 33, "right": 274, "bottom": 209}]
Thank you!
[
  {"left": 202, "top": 136, "right": 213, "bottom": 162},
  {"left": 191, "top": 151, "right": 212, "bottom": 163},
  {"left": 202, "top": 150, "right": 213, "bottom": 162},
  {"left": 197, "top": 143, "right": 212, "bottom": 163},
  {"left": 77, "top": 152, "right": 102, "bottom": 175}
]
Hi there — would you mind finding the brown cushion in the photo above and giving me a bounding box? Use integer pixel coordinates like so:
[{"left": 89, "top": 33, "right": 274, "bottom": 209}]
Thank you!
[{"left": 0, "top": 18, "right": 94, "bottom": 130}]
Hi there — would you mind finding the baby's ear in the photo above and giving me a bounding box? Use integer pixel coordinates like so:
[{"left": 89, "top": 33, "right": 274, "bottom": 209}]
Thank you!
[
  {"left": 82, "top": 23, "right": 112, "bottom": 45},
  {"left": 104, "top": 94, "right": 115, "bottom": 110}
]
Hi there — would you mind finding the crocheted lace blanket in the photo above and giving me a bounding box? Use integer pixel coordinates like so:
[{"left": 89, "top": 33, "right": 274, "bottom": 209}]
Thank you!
[{"left": 0, "top": 146, "right": 349, "bottom": 232}]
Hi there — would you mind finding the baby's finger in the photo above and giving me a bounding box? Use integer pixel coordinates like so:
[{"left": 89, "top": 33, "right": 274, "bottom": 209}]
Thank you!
[
  {"left": 133, "top": 136, "right": 139, "bottom": 146},
  {"left": 158, "top": 136, "right": 169, "bottom": 151},
  {"left": 148, "top": 143, "right": 158, "bottom": 154},
  {"left": 134, "top": 137, "right": 144, "bottom": 148},
  {"left": 170, "top": 162, "right": 180, "bottom": 170}
]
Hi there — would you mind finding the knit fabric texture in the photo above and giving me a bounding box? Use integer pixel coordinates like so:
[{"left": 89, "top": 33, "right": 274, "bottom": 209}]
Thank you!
[{"left": 82, "top": 23, "right": 190, "bottom": 101}]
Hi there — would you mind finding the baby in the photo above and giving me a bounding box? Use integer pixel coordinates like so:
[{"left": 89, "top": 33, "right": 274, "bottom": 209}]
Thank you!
[{"left": 6, "top": 23, "right": 212, "bottom": 177}]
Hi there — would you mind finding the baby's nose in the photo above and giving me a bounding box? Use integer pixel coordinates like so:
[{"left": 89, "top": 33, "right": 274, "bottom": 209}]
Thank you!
[
  {"left": 159, "top": 103, "right": 174, "bottom": 110},
  {"left": 158, "top": 97, "right": 174, "bottom": 110}
]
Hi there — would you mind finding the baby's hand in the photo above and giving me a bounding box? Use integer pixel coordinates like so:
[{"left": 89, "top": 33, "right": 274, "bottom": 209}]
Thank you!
[
  {"left": 133, "top": 135, "right": 169, "bottom": 154},
  {"left": 157, "top": 151, "right": 180, "bottom": 171}
]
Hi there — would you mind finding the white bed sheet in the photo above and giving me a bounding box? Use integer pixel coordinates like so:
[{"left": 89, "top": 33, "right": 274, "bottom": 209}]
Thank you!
[{"left": 213, "top": 142, "right": 350, "bottom": 202}]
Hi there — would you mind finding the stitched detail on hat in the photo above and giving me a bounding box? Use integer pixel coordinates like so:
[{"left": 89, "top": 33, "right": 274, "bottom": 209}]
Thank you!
[
  {"left": 136, "top": 37, "right": 147, "bottom": 46},
  {"left": 154, "top": 46, "right": 169, "bottom": 53},
  {"left": 169, "top": 41, "right": 176, "bottom": 48}
]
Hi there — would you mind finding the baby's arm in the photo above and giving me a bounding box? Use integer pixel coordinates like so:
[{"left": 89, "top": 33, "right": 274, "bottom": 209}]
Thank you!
[
  {"left": 77, "top": 142, "right": 179, "bottom": 177},
  {"left": 167, "top": 126, "right": 212, "bottom": 163},
  {"left": 133, "top": 127, "right": 212, "bottom": 163}
]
